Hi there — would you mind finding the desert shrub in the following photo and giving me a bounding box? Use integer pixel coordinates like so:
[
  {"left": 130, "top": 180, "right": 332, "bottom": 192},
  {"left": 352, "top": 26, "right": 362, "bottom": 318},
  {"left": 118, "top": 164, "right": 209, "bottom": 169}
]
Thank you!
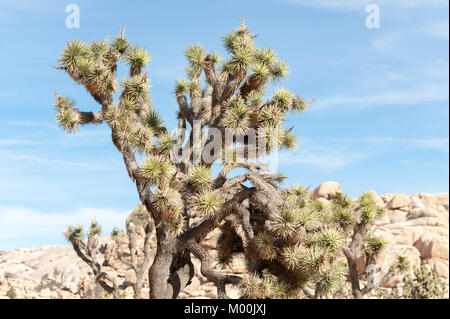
[{"left": 402, "top": 265, "right": 447, "bottom": 299}]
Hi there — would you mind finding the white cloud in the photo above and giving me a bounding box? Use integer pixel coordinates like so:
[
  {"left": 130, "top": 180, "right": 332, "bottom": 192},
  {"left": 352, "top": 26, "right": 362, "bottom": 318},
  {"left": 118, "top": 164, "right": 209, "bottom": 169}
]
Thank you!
[
  {"left": 278, "top": 149, "right": 365, "bottom": 169},
  {"left": 0, "top": 139, "right": 40, "bottom": 147},
  {"left": 0, "top": 153, "right": 111, "bottom": 170},
  {"left": 314, "top": 84, "right": 448, "bottom": 110},
  {"left": 0, "top": 0, "right": 61, "bottom": 12},
  {"left": 0, "top": 206, "right": 131, "bottom": 250},
  {"left": 373, "top": 21, "right": 449, "bottom": 54},
  {"left": 282, "top": 0, "right": 448, "bottom": 11},
  {"left": 399, "top": 159, "right": 448, "bottom": 170},
  {"left": 408, "top": 138, "right": 449, "bottom": 152},
  {"left": 373, "top": 32, "right": 401, "bottom": 53},
  {"left": 313, "top": 60, "right": 449, "bottom": 111},
  {"left": 276, "top": 136, "right": 449, "bottom": 171},
  {"left": 336, "top": 137, "right": 450, "bottom": 153},
  {"left": 4, "top": 120, "right": 56, "bottom": 128},
  {"left": 276, "top": 137, "right": 374, "bottom": 170},
  {"left": 418, "top": 20, "right": 449, "bottom": 38}
]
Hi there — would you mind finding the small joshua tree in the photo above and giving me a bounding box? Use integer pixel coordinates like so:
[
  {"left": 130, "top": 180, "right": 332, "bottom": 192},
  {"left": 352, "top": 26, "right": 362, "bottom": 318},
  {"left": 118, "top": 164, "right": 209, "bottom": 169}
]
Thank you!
[
  {"left": 402, "top": 265, "right": 447, "bottom": 299},
  {"left": 63, "top": 220, "right": 120, "bottom": 298},
  {"left": 322, "top": 192, "right": 409, "bottom": 298},
  {"left": 112, "top": 205, "right": 155, "bottom": 299},
  {"left": 54, "top": 20, "right": 370, "bottom": 299}
]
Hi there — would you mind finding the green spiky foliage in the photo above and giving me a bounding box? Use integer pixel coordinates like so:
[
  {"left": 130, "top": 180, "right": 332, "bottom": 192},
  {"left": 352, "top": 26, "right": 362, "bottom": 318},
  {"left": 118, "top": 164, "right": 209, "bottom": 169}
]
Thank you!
[
  {"left": 188, "top": 164, "right": 212, "bottom": 191},
  {"left": 126, "top": 204, "right": 150, "bottom": 226},
  {"left": 237, "top": 186, "right": 411, "bottom": 299},
  {"left": 111, "top": 226, "right": 121, "bottom": 242},
  {"left": 53, "top": 22, "right": 324, "bottom": 300},
  {"left": 89, "top": 219, "right": 102, "bottom": 236},
  {"left": 139, "top": 155, "right": 175, "bottom": 186},
  {"left": 320, "top": 191, "right": 409, "bottom": 299},
  {"left": 402, "top": 265, "right": 447, "bottom": 299},
  {"left": 64, "top": 225, "right": 84, "bottom": 242},
  {"left": 234, "top": 186, "right": 351, "bottom": 299},
  {"left": 192, "top": 190, "right": 223, "bottom": 218}
]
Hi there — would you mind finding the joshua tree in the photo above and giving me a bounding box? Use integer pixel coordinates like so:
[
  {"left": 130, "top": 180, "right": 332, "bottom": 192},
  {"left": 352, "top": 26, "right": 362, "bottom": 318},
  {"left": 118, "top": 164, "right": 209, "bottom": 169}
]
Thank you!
[
  {"left": 64, "top": 220, "right": 120, "bottom": 298},
  {"left": 112, "top": 204, "right": 155, "bottom": 299},
  {"left": 54, "top": 21, "right": 368, "bottom": 299},
  {"left": 326, "top": 192, "right": 410, "bottom": 298}
]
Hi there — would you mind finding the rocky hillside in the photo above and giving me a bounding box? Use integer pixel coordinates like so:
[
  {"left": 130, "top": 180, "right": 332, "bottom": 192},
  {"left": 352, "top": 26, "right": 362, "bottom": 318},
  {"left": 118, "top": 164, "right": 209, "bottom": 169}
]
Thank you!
[{"left": 0, "top": 182, "right": 448, "bottom": 299}]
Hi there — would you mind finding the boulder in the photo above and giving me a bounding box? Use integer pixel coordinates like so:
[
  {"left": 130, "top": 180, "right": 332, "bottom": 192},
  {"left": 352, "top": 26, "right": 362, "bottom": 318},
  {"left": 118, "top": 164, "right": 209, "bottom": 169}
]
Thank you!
[
  {"left": 422, "top": 258, "right": 449, "bottom": 278},
  {"left": 434, "top": 194, "right": 449, "bottom": 208},
  {"left": 388, "top": 210, "right": 407, "bottom": 223},
  {"left": 415, "top": 193, "right": 437, "bottom": 207},
  {"left": 312, "top": 181, "right": 341, "bottom": 200},
  {"left": 414, "top": 233, "right": 449, "bottom": 260},
  {"left": 386, "top": 194, "right": 410, "bottom": 210},
  {"left": 40, "top": 288, "right": 53, "bottom": 299},
  {"left": 124, "top": 269, "right": 137, "bottom": 286}
]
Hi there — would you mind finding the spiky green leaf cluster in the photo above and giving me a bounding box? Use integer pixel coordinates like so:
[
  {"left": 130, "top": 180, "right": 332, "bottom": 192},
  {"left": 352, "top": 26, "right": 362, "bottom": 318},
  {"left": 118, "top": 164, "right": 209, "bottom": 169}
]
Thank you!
[
  {"left": 357, "top": 192, "right": 382, "bottom": 223},
  {"left": 272, "top": 88, "right": 294, "bottom": 111},
  {"left": 64, "top": 225, "right": 84, "bottom": 242},
  {"left": 126, "top": 204, "right": 149, "bottom": 226},
  {"left": 188, "top": 165, "right": 212, "bottom": 191},
  {"left": 270, "top": 60, "right": 289, "bottom": 80},
  {"left": 104, "top": 103, "right": 126, "bottom": 129},
  {"left": 152, "top": 188, "right": 183, "bottom": 220},
  {"left": 222, "top": 96, "right": 250, "bottom": 133},
  {"left": 193, "top": 190, "right": 223, "bottom": 218},
  {"left": 58, "top": 40, "right": 91, "bottom": 73},
  {"left": 365, "top": 235, "right": 388, "bottom": 257},
  {"left": 111, "top": 226, "right": 121, "bottom": 242},
  {"left": 184, "top": 44, "right": 206, "bottom": 67},
  {"left": 239, "top": 274, "right": 265, "bottom": 299},
  {"left": 58, "top": 39, "right": 121, "bottom": 98},
  {"left": 89, "top": 219, "right": 102, "bottom": 236},
  {"left": 281, "top": 246, "right": 303, "bottom": 270},
  {"left": 140, "top": 155, "right": 174, "bottom": 186},
  {"left": 56, "top": 104, "right": 80, "bottom": 133},
  {"left": 142, "top": 109, "right": 164, "bottom": 132},
  {"left": 255, "top": 48, "right": 276, "bottom": 66},
  {"left": 297, "top": 208, "right": 320, "bottom": 231},
  {"left": 121, "top": 75, "right": 151, "bottom": 103},
  {"left": 125, "top": 45, "right": 151, "bottom": 73},
  {"left": 247, "top": 90, "right": 264, "bottom": 108},
  {"left": 389, "top": 254, "right": 411, "bottom": 274},
  {"left": 270, "top": 206, "right": 300, "bottom": 239},
  {"left": 299, "top": 246, "right": 325, "bottom": 275},
  {"left": 255, "top": 231, "right": 277, "bottom": 261},
  {"left": 281, "top": 130, "right": 297, "bottom": 151},
  {"left": 174, "top": 78, "right": 189, "bottom": 95},
  {"left": 332, "top": 207, "right": 353, "bottom": 229},
  {"left": 282, "top": 184, "right": 310, "bottom": 207},
  {"left": 112, "top": 118, "right": 140, "bottom": 146},
  {"left": 291, "top": 95, "right": 313, "bottom": 113},
  {"left": 157, "top": 132, "right": 177, "bottom": 155},
  {"left": 315, "top": 262, "right": 347, "bottom": 297},
  {"left": 314, "top": 227, "right": 344, "bottom": 253}
]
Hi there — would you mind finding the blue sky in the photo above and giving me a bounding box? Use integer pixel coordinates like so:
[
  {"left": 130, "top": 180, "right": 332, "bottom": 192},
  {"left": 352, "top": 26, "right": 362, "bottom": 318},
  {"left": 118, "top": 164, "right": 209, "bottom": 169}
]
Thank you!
[{"left": 0, "top": 0, "right": 448, "bottom": 250}]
